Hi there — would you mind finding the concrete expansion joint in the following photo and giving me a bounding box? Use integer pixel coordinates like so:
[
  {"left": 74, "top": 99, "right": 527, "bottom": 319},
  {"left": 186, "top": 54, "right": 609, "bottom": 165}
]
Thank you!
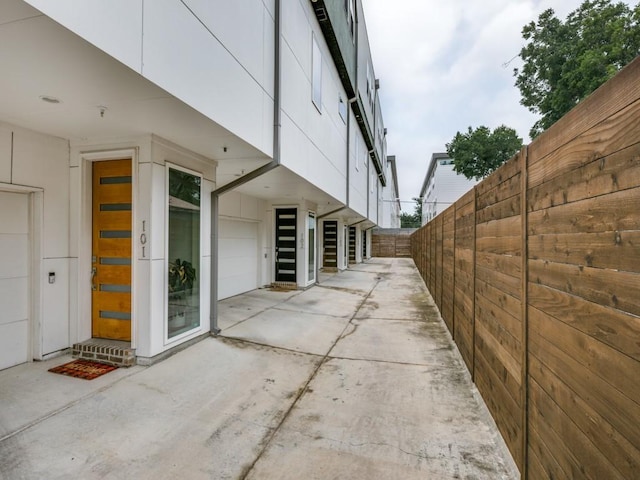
[
  {"left": 324, "top": 354, "right": 447, "bottom": 369},
  {"left": 0, "top": 366, "right": 143, "bottom": 444},
  {"left": 218, "top": 291, "right": 302, "bottom": 331},
  {"left": 239, "top": 278, "right": 381, "bottom": 479},
  {"left": 270, "top": 306, "right": 350, "bottom": 320},
  {"left": 315, "top": 284, "right": 368, "bottom": 296},
  {"left": 216, "top": 336, "right": 324, "bottom": 359}
]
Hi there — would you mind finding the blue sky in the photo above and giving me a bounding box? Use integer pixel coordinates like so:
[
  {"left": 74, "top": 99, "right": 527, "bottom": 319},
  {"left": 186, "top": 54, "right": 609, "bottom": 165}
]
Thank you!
[{"left": 363, "top": 0, "right": 626, "bottom": 208}]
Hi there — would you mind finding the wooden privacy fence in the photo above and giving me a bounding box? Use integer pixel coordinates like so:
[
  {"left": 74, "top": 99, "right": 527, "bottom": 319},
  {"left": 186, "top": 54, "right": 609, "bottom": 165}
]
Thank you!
[
  {"left": 371, "top": 228, "right": 415, "bottom": 257},
  {"left": 411, "top": 57, "right": 640, "bottom": 479}
]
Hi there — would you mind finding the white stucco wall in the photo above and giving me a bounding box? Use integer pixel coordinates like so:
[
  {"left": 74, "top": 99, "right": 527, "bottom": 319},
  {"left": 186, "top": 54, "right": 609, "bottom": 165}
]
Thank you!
[
  {"left": 0, "top": 122, "right": 70, "bottom": 362},
  {"left": 348, "top": 121, "right": 368, "bottom": 217},
  {"left": 368, "top": 159, "right": 379, "bottom": 223},
  {"left": 279, "top": 0, "right": 348, "bottom": 204},
  {"left": 24, "top": 0, "right": 275, "bottom": 157},
  {"left": 423, "top": 162, "right": 477, "bottom": 223}
]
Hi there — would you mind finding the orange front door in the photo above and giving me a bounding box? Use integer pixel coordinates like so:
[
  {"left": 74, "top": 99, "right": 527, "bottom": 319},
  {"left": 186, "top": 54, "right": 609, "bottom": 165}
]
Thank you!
[{"left": 92, "top": 159, "right": 132, "bottom": 340}]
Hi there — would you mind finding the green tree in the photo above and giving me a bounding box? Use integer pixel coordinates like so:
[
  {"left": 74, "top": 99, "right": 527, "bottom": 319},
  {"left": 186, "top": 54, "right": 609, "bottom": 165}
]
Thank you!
[
  {"left": 446, "top": 125, "right": 523, "bottom": 181},
  {"left": 515, "top": 0, "right": 640, "bottom": 138},
  {"left": 400, "top": 197, "right": 422, "bottom": 228}
]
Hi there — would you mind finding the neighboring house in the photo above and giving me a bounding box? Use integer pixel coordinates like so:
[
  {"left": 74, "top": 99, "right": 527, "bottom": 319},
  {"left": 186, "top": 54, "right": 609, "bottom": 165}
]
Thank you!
[
  {"left": 0, "top": 0, "right": 394, "bottom": 369},
  {"left": 379, "top": 155, "right": 401, "bottom": 229},
  {"left": 419, "top": 153, "right": 478, "bottom": 225}
]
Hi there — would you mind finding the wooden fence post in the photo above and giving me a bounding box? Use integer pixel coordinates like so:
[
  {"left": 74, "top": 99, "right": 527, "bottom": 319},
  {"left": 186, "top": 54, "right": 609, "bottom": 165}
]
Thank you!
[
  {"left": 520, "top": 146, "right": 529, "bottom": 478},
  {"left": 472, "top": 185, "right": 477, "bottom": 381}
]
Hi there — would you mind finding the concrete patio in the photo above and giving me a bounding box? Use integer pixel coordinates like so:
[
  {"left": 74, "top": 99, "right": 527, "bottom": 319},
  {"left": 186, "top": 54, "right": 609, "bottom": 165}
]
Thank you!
[{"left": 0, "top": 258, "right": 518, "bottom": 479}]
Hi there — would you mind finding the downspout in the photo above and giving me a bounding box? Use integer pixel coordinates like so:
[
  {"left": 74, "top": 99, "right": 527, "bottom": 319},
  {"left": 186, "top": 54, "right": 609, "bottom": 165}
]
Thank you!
[
  {"left": 366, "top": 150, "right": 370, "bottom": 220},
  {"left": 351, "top": 0, "right": 359, "bottom": 210},
  {"left": 210, "top": 0, "right": 282, "bottom": 334},
  {"left": 347, "top": 0, "right": 359, "bottom": 209},
  {"left": 346, "top": 102, "right": 350, "bottom": 208}
]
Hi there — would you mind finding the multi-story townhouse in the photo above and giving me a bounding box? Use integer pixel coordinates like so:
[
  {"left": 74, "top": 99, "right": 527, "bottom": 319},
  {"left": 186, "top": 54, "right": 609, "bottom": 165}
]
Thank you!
[
  {"left": 0, "top": 0, "right": 394, "bottom": 368},
  {"left": 419, "top": 153, "right": 478, "bottom": 225},
  {"left": 379, "top": 155, "right": 401, "bottom": 229}
]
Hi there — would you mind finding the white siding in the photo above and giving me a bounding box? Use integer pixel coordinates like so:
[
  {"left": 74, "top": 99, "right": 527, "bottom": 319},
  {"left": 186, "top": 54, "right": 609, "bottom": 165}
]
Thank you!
[
  {"left": 348, "top": 124, "right": 368, "bottom": 217},
  {"left": 0, "top": 125, "right": 11, "bottom": 182},
  {"left": 24, "top": 0, "right": 275, "bottom": 156},
  {"left": 142, "top": 0, "right": 273, "bottom": 154},
  {"left": 23, "top": 0, "right": 144, "bottom": 72},
  {"left": 423, "top": 162, "right": 477, "bottom": 223},
  {"left": 0, "top": 192, "right": 29, "bottom": 370},
  {"left": 279, "top": 0, "right": 347, "bottom": 203},
  {"left": 11, "top": 127, "right": 70, "bottom": 357}
]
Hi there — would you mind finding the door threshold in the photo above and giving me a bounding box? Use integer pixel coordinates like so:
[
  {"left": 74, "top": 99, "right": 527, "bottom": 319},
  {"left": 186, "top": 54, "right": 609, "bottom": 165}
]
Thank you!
[
  {"left": 270, "top": 281, "right": 298, "bottom": 291},
  {"left": 72, "top": 339, "right": 135, "bottom": 367}
]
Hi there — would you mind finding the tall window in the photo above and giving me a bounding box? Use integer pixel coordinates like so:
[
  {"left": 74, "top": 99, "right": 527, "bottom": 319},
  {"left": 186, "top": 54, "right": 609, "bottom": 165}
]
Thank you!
[
  {"left": 312, "top": 34, "right": 322, "bottom": 111},
  {"left": 345, "top": 0, "right": 355, "bottom": 38},
  {"left": 339, "top": 94, "right": 347, "bottom": 123},
  {"left": 167, "top": 167, "right": 201, "bottom": 340}
]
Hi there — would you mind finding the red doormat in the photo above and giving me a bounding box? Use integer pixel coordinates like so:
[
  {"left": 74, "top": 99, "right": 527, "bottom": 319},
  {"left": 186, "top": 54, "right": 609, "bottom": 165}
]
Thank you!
[{"left": 48, "top": 359, "right": 118, "bottom": 380}]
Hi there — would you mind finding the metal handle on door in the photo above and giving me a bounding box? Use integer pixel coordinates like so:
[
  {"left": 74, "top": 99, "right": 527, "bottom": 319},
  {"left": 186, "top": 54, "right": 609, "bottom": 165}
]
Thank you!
[{"left": 91, "top": 267, "right": 97, "bottom": 291}]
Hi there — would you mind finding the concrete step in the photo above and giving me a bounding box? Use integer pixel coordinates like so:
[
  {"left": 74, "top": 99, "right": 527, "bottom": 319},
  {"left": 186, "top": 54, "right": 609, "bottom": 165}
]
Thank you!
[
  {"left": 270, "top": 281, "right": 298, "bottom": 291},
  {"left": 72, "top": 339, "right": 135, "bottom": 367}
]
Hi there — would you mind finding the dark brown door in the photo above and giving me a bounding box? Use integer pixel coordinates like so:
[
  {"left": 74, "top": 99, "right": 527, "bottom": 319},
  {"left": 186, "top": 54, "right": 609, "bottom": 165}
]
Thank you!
[
  {"left": 349, "top": 226, "right": 356, "bottom": 264},
  {"left": 323, "top": 221, "right": 337, "bottom": 268}
]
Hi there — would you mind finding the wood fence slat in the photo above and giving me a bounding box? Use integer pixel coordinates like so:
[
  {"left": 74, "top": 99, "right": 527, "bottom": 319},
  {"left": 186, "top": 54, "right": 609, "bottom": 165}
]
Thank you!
[
  {"left": 475, "top": 235, "right": 521, "bottom": 256},
  {"left": 476, "top": 195, "right": 521, "bottom": 224},
  {"left": 475, "top": 277, "right": 521, "bottom": 325},
  {"left": 530, "top": 357, "right": 640, "bottom": 478},
  {"left": 476, "top": 215, "right": 521, "bottom": 238},
  {"left": 474, "top": 350, "right": 523, "bottom": 467},
  {"left": 528, "top": 141, "right": 640, "bottom": 212},
  {"left": 528, "top": 230, "right": 640, "bottom": 273},
  {"left": 527, "top": 431, "right": 560, "bottom": 480},
  {"left": 476, "top": 265, "right": 521, "bottom": 299},
  {"left": 475, "top": 251, "right": 521, "bottom": 278},
  {"left": 529, "top": 97, "right": 640, "bottom": 188},
  {"left": 528, "top": 186, "right": 640, "bottom": 235},
  {"left": 476, "top": 304, "right": 520, "bottom": 379},
  {"left": 529, "top": 58, "right": 640, "bottom": 167},
  {"left": 476, "top": 171, "right": 522, "bottom": 209},
  {"left": 528, "top": 258, "right": 640, "bottom": 317},
  {"left": 475, "top": 154, "right": 522, "bottom": 196},
  {"left": 530, "top": 283, "right": 640, "bottom": 363},
  {"left": 474, "top": 326, "right": 522, "bottom": 405},
  {"left": 528, "top": 379, "right": 626, "bottom": 480},
  {"left": 529, "top": 306, "right": 640, "bottom": 449},
  {"left": 529, "top": 288, "right": 640, "bottom": 394}
]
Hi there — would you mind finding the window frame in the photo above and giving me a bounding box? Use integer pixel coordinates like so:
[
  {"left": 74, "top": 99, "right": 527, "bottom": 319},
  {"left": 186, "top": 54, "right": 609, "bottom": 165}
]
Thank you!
[{"left": 312, "top": 33, "right": 322, "bottom": 112}]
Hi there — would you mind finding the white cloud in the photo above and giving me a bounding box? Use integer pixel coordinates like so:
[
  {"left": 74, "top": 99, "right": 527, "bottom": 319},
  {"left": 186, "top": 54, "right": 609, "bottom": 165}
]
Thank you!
[{"left": 363, "top": 0, "right": 614, "bottom": 207}]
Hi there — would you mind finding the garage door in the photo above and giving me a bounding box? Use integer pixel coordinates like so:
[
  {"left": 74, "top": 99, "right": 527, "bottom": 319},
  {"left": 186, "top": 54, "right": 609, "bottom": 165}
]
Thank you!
[
  {"left": 218, "top": 219, "right": 259, "bottom": 299},
  {"left": 0, "top": 192, "right": 30, "bottom": 370}
]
